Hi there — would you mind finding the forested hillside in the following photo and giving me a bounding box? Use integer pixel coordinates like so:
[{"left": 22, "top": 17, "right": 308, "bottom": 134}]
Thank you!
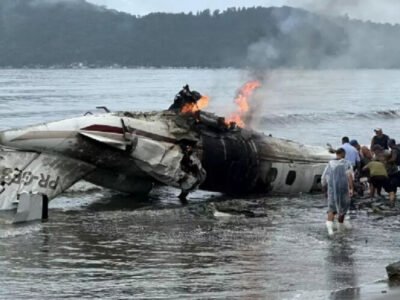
[{"left": 0, "top": 0, "right": 399, "bottom": 68}]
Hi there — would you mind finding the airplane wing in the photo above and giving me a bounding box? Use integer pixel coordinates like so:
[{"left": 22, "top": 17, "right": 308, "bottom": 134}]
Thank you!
[{"left": 0, "top": 147, "right": 95, "bottom": 223}]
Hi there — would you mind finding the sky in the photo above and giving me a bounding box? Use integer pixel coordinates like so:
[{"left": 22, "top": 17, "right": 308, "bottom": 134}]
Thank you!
[{"left": 87, "top": 0, "right": 400, "bottom": 24}]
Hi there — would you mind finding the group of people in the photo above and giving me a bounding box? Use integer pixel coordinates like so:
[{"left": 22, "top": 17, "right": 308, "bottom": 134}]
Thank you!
[{"left": 322, "top": 128, "right": 400, "bottom": 235}]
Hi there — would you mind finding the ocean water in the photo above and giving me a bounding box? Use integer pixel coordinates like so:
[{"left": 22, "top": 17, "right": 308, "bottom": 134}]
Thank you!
[{"left": 1, "top": 69, "right": 400, "bottom": 299}]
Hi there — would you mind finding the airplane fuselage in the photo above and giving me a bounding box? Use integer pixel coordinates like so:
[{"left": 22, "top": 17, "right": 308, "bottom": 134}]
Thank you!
[{"left": 0, "top": 110, "right": 333, "bottom": 214}]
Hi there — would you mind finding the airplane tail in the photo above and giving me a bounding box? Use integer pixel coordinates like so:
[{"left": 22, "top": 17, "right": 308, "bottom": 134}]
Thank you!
[{"left": 0, "top": 147, "right": 95, "bottom": 223}]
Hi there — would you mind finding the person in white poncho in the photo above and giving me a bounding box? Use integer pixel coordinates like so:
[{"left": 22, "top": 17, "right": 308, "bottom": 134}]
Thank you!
[{"left": 322, "top": 148, "right": 354, "bottom": 235}]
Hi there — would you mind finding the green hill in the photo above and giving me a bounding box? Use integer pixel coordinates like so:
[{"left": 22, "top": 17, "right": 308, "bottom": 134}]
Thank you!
[{"left": 0, "top": 0, "right": 399, "bottom": 68}]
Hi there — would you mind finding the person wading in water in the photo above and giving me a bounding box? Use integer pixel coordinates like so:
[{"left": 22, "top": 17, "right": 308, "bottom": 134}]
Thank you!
[
  {"left": 322, "top": 148, "right": 354, "bottom": 236},
  {"left": 371, "top": 128, "right": 390, "bottom": 150}
]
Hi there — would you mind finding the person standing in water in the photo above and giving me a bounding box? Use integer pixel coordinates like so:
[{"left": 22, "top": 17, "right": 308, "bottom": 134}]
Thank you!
[
  {"left": 341, "top": 136, "right": 360, "bottom": 169},
  {"left": 322, "top": 148, "right": 354, "bottom": 236},
  {"left": 371, "top": 128, "right": 390, "bottom": 150}
]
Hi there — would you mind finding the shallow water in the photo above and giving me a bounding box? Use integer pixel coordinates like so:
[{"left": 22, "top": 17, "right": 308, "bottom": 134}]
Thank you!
[{"left": 1, "top": 69, "right": 400, "bottom": 299}]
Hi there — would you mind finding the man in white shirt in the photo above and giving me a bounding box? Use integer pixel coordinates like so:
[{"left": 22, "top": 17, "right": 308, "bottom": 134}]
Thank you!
[{"left": 341, "top": 136, "right": 360, "bottom": 168}]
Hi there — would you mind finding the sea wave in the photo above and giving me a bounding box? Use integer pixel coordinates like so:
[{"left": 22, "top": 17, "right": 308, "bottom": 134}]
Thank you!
[{"left": 259, "top": 109, "right": 400, "bottom": 125}]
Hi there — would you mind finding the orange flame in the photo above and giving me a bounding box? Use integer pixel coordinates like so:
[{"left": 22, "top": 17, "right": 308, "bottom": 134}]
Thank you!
[
  {"left": 226, "top": 80, "right": 261, "bottom": 128},
  {"left": 181, "top": 95, "right": 210, "bottom": 113}
]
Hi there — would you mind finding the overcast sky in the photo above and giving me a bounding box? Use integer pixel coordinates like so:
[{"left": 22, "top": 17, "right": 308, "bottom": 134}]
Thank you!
[{"left": 87, "top": 0, "right": 400, "bottom": 24}]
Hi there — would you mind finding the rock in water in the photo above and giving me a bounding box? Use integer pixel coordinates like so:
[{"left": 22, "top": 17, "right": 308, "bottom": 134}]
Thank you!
[{"left": 386, "top": 261, "right": 400, "bottom": 281}]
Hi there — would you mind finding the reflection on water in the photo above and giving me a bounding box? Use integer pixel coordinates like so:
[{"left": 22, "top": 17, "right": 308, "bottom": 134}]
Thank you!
[{"left": 327, "top": 236, "right": 359, "bottom": 300}]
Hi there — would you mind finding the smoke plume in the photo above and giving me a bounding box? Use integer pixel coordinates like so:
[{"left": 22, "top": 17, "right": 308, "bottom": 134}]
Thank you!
[{"left": 242, "top": 1, "right": 400, "bottom": 129}]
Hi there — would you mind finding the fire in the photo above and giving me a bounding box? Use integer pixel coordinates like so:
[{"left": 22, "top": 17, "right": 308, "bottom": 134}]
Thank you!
[
  {"left": 181, "top": 95, "right": 210, "bottom": 113},
  {"left": 178, "top": 80, "right": 260, "bottom": 128},
  {"left": 226, "top": 80, "right": 261, "bottom": 128}
]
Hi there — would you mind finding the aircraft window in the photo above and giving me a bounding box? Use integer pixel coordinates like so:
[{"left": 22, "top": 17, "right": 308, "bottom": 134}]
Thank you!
[
  {"left": 267, "top": 168, "right": 278, "bottom": 182},
  {"left": 310, "top": 175, "right": 322, "bottom": 192},
  {"left": 286, "top": 171, "right": 296, "bottom": 185}
]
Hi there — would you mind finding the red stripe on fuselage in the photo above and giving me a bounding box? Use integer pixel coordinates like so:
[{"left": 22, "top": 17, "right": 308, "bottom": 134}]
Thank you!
[
  {"left": 81, "top": 125, "right": 124, "bottom": 134},
  {"left": 81, "top": 124, "right": 179, "bottom": 144}
]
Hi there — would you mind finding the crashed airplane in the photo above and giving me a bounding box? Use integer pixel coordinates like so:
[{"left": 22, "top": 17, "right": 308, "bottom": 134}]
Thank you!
[{"left": 0, "top": 86, "right": 332, "bottom": 223}]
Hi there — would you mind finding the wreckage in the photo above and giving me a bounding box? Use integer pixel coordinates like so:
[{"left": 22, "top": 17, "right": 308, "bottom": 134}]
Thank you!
[
  {"left": 0, "top": 107, "right": 333, "bottom": 222},
  {"left": 0, "top": 76, "right": 333, "bottom": 222}
]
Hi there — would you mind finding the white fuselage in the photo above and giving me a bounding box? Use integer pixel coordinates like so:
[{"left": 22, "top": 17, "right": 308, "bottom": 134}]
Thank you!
[{"left": 0, "top": 111, "right": 333, "bottom": 201}]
